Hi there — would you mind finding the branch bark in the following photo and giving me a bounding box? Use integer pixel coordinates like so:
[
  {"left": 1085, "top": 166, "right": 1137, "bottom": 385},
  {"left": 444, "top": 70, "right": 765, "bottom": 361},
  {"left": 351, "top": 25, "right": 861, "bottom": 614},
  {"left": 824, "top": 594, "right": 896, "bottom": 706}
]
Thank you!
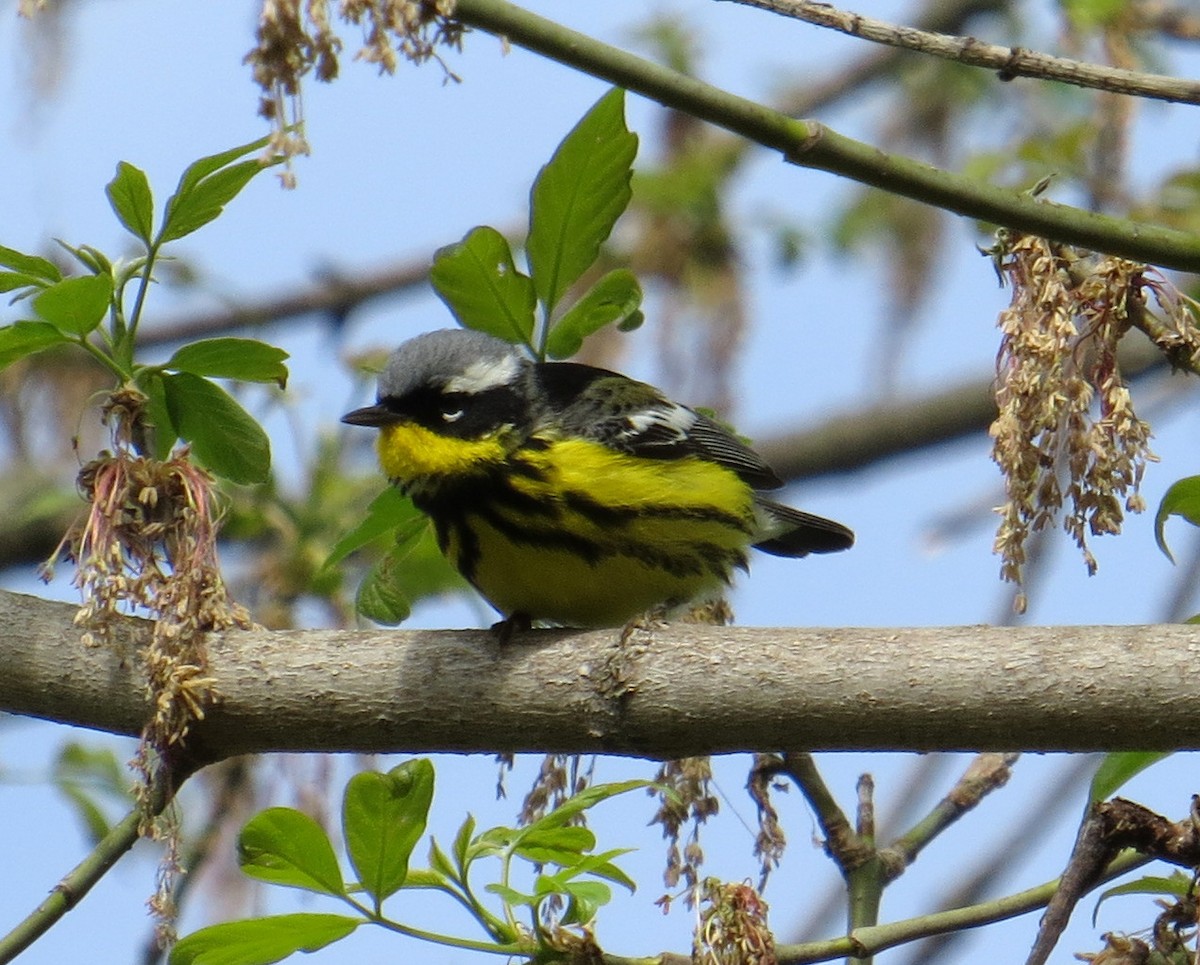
[
  {"left": 5, "top": 589, "right": 1200, "bottom": 760},
  {"left": 727, "top": 0, "right": 1200, "bottom": 106},
  {"left": 451, "top": 0, "right": 1200, "bottom": 272}
]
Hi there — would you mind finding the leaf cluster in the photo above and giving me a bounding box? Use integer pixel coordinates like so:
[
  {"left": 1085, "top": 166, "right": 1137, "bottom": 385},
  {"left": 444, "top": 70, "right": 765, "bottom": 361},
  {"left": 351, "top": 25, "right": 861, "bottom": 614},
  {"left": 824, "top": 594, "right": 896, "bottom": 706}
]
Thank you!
[
  {"left": 170, "top": 760, "right": 644, "bottom": 965},
  {"left": 430, "top": 87, "right": 643, "bottom": 362},
  {"left": 0, "top": 137, "right": 288, "bottom": 484}
]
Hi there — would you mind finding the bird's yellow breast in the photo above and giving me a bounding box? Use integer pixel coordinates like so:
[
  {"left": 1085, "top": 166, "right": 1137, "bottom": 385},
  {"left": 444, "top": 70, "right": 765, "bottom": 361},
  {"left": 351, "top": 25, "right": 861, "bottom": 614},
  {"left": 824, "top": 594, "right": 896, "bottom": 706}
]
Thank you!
[
  {"left": 462, "top": 436, "right": 757, "bottom": 626},
  {"left": 376, "top": 422, "right": 507, "bottom": 482}
]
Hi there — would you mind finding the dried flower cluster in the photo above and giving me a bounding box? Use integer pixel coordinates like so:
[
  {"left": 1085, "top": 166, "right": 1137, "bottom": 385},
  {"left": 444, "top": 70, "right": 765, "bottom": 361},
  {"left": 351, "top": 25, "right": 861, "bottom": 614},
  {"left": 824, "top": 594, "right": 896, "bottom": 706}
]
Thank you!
[
  {"left": 650, "top": 756, "right": 719, "bottom": 911},
  {"left": 518, "top": 753, "right": 593, "bottom": 826},
  {"left": 747, "top": 755, "right": 787, "bottom": 890},
  {"left": 59, "top": 446, "right": 249, "bottom": 759},
  {"left": 47, "top": 392, "right": 249, "bottom": 772},
  {"left": 245, "top": 0, "right": 462, "bottom": 162},
  {"left": 42, "top": 388, "right": 250, "bottom": 945},
  {"left": 988, "top": 233, "right": 1199, "bottom": 611},
  {"left": 693, "top": 879, "right": 777, "bottom": 965}
]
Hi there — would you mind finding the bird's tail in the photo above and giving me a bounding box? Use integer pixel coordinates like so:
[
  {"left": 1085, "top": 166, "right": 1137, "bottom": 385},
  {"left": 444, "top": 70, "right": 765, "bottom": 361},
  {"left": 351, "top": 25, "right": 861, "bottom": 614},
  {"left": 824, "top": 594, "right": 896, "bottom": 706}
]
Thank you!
[{"left": 752, "top": 498, "right": 854, "bottom": 557}]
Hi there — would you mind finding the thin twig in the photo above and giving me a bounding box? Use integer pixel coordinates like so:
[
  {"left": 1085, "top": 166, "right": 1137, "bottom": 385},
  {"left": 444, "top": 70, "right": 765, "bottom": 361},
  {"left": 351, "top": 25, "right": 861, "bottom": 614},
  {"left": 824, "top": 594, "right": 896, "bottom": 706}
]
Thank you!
[
  {"left": 0, "top": 763, "right": 184, "bottom": 964},
  {"left": 893, "top": 755, "right": 1096, "bottom": 965},
  {"left": 771, "top": 0, "right": 1008, "bottom": 120},
  {"left": 722, "top": 0, "right": 1200, "bottom": 106},
  {"left": 776, "top": 848, "right": 1150, "bottom": 964},
  {"left": 884, "top": 752, "right": 1020, "bottom": 878},
  {"left": 778, "top": 753, "right": 868, "bottom": 873}
]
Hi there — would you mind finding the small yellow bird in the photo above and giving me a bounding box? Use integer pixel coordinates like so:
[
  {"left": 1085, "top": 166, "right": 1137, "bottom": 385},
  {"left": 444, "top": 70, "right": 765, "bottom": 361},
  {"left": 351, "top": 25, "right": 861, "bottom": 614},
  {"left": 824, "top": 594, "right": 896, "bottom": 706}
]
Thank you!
[{"left": 343, "top": 329, "right": 853, "bottom": 630}]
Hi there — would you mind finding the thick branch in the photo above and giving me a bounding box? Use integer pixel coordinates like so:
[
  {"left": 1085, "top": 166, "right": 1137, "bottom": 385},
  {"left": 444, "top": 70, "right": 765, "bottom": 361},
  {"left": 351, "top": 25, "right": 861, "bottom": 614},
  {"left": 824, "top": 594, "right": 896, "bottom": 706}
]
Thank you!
[
  {"left": 451, "top": 0, "right": 1200, "bottom": 272},
  {"left": 6, "top": 589, "right": 1200, "bottom": 759},
  {"left": 728, "top": 0, "right": 1200, "bottom": 106}
]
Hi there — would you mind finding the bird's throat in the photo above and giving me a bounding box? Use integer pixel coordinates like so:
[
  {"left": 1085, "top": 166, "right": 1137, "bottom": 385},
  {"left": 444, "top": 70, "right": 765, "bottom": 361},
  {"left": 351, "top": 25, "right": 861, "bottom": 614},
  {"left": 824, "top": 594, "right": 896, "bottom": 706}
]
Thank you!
[{"left": 376, "top": 422, "right": 506, "bottom": 484}]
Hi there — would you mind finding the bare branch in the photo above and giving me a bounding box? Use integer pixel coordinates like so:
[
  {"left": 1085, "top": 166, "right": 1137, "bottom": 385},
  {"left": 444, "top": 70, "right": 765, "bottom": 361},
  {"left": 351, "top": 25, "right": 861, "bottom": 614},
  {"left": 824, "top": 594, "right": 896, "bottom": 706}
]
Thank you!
[{"left": 723, "top": 0, "right": 1200, "bottom": 106}]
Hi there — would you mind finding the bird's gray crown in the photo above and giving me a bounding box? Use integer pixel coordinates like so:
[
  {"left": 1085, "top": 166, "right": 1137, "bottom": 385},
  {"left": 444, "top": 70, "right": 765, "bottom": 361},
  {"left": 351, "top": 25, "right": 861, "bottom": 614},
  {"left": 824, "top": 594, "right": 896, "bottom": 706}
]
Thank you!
[{"left": 377, "top": 329, "right": 526, "bottom": 401}]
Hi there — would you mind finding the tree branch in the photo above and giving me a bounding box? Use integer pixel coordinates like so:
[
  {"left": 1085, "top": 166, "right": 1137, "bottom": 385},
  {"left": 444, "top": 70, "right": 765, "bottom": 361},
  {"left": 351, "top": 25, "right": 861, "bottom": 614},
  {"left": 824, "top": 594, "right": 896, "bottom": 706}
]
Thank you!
[
  {"left": 6, "top": 589, "right": 1200, "bottom": 758},
  {"left": 778, "top": 849, "right": 1149, "bottom": 964},
  {"left": 451, "top": 0, "right": 1200, "bottom": 272},
  {"left": 725, "top": 0, "right": 1200, "bottom": 106}
]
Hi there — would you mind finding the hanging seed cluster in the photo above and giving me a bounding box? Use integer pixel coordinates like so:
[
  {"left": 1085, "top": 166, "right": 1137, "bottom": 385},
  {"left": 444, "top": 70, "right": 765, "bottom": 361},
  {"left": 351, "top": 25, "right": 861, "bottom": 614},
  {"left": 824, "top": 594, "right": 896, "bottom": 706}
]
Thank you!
[
  {"left": 63, "top": 449, "right": 250, "bottom": 761},
  {"left": 988, "top": 233, "right": 1198, "bottom": 612},
  {"left": 246, "top": 0, "right": 462, "bottom": 168},
  {"left": 693, "top": 879, "right": 777, "bottom": 965}
]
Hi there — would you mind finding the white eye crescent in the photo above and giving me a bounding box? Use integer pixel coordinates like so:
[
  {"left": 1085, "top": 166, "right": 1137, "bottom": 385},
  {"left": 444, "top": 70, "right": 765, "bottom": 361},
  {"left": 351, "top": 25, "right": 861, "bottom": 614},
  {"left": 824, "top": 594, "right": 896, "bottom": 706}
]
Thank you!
[{"left": 442, "top": 408, "right": 464, "bottom": 423}]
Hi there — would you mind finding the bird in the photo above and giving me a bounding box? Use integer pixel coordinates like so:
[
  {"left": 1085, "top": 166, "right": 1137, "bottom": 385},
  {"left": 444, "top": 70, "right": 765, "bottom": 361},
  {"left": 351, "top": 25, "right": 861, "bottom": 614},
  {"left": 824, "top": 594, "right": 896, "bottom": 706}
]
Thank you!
[{"left": 342, "top": 328, "right": 853, "bottom": 631}]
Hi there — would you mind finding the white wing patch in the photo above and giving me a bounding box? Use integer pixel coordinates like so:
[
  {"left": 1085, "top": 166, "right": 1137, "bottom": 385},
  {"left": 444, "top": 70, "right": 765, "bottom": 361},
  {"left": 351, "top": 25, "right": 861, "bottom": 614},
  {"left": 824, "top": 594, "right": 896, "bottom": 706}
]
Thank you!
[
  {"left": 621, "top": 404, "right": 697, "bottom": 444},
  {"left": 445, "top": 352, "right": 521, "bottom": 394}
]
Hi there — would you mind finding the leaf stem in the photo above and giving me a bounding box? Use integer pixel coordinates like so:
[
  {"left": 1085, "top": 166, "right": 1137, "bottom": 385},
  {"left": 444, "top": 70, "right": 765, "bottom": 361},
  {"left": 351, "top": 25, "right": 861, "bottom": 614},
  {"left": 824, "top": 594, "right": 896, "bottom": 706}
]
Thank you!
[
  {"left": 452, "top": 0, "right": 1200, "bottom": 273},
  {"left": 124, "top": 242, "right": 160, "bottom": 360},
  {"left": 339, "top": 890, "right": 521, "bottom": 956}
]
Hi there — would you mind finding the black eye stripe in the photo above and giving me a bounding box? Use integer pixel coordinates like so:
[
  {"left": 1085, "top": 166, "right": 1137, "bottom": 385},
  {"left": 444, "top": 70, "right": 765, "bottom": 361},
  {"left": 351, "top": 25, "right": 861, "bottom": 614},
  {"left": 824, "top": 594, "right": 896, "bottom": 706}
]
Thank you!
[{"left": 379, "top": 385, "right": 528, "bottom": 438}]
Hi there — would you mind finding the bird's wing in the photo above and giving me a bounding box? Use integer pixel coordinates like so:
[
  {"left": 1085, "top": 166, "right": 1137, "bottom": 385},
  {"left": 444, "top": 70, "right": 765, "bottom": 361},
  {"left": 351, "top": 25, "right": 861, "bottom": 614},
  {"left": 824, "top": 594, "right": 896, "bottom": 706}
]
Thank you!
[{"left": 535, "top": 362, "right": 782, "bottom": 489}]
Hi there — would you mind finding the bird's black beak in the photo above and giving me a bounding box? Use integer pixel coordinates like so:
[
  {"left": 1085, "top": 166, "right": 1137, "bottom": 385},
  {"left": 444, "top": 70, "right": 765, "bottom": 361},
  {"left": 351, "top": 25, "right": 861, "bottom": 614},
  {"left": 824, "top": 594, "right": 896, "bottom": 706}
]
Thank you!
[{"left": 341, "top": 404, "right": 395, "bottom": 427}]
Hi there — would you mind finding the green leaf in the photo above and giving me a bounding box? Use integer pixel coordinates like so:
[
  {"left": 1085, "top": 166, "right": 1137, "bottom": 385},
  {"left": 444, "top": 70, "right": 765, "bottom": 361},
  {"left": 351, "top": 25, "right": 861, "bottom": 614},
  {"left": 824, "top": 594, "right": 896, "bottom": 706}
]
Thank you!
[
  {"left": 161, "top": 161, "right": 266, "bottom": 244},
  {"left": 140, "top": 372, "right": 179, "bottom": 460},
  {"left": 0, "top": 270, "right": 50, "bottom": 295},
  {"left": 559, "top": 879, "right": 611, "bottom": 925},
  {"left": 0, "top": 245, "right": 61, "bottom": 283},
  {"left": 403, "top": 867, "right": 452, "bottom": 889},
  {"left": 1089, "top": 752, "right": 1171, "bottom": 802},
  {"left": 526, "top": 779, "right": 652, "bottom": 831},
  {"left": 430, "top": 226, "right": 536, "bottom": 346},
  {"left": 169, "top": 914, "right": 359, "bottom": 965},
  {"left": 427, "top": 838, "right": 458, "bottom": 882},
  {"left": 56, "top": 240, "right": 113, "bottom": 277},
  {"left": 163, "top": 372, "right": 271, "bottom": 484},
  {"left": 1063, "top": 0, "right": 1127, "bottom": 30},
  {"left": 544, "top": 268, "right": 643, "bottom": 359},
  {"left": 165, "top": 337, "right": 290, "bottom": 387},
  {"left": 352, "top": 520, "right": 461, "bottom": 624},
  {"left": 54, "top": 743, "right": 127, "bottom": 793},
  {"left": 526, "top": 88, "right": 638, "bottom": 318},
  {"left": 323, "top": 487, "right": 422, "bottom": 571},
  {"left": 238, "top": 807, "right": 345, "bottom": 896},
  {"left": 514, "top": 825, "right": 597, "bottom": 865},
  {"left": 58, "top": 784, "right": 112, "bottom": 844},
  {"left": 33, "top": 274, "right": 113, "bottom": 336},
  {"left": 343, "top": 759, "right": 435, "bottom": 907},
  {"left": 1093, "top": 870, "right": 1193, "bottom": 926},
  {"left": 0, "top": 321, "right": 70, "bottom": 371},
  {"left": 468, "top": 826, "right": 516, "bottom": 862},
  {"left": 555, "top": 848, "right": 637, "bottom": 892},
  {"left": 159, "top": 136, "right": 275, "bottom": 247},
  {"left": 175, "top": 135, "right": 274, "bottom": 200},
  {"left": 453, "top": 813, "right": 476, "bottom": 872},
  {"left": 106, "top": 161, "right": 156, "bottom": 244},
  {"left": 484, "top": 882, "right": 539, "bottom": 907},
  {"left": 356, "top": 552, "right": 413, "bottom": 625},
  {"left": 1155, "top": 476, "right": 1200, "bottom": 562}
]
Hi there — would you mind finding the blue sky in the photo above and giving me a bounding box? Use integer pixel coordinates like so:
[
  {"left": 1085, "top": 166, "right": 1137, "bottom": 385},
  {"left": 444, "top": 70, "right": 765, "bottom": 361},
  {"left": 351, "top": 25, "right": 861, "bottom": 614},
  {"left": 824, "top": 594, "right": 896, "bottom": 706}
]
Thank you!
[{"left": 2, "top": 1, "right": 1199, "bottom": 963}]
